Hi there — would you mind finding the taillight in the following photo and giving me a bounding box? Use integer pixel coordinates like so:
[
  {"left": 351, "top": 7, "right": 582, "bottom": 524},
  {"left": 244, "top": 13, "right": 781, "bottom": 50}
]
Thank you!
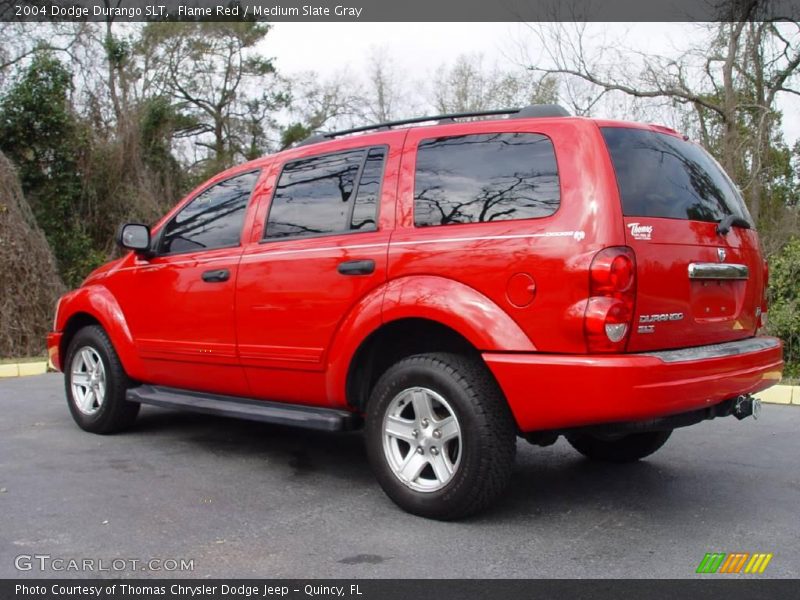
[
  {"left": 759, "top": 258, "right": 769, "bottom": 328},
  {"left": 584, "top": 247, "right": 636, "bottom": 353}
]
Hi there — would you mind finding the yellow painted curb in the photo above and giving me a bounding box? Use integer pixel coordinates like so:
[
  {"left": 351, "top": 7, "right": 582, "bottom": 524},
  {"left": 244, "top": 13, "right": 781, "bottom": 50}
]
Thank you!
[
  {"left": 0, "top": 364, "right": 19, "bottom": 378},
  {"left": 18, "top": 361, "right": 48, "bottom": 376},
  {"left": 0, "top": 361, "right": 49, "bottom": 378},
  {"left": 755, "top": 385, "right": 798, "bottom": 405}
]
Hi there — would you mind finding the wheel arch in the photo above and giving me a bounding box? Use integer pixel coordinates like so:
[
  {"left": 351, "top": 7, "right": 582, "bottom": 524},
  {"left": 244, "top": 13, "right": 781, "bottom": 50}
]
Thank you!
[
  {"left": 344, "top": 317, "right": 483, "bottom": 412},
  {"left": 325, "top": 275, "right": 535, "bottom": 410},
  {"left": 57, "top": 286, "right": 146, "bottom": 381},
  {"left": 60, "top": 312, "right": 103, "bottom": 366}
]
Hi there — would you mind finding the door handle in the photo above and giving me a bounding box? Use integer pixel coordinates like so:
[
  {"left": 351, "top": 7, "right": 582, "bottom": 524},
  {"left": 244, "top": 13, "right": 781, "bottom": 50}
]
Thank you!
[
  {"left": 337, "top": 259, "right": 375, "bottom": 276},
  {"left": 688, "top": 263, "right": 749, "bottom": 280},
  {"left": 201, "top": 268, "right": 230, "bottom": 283}
]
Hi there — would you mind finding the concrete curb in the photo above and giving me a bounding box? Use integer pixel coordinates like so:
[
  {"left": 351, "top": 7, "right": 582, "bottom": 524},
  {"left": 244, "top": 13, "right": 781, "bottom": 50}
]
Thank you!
[
  {"left": 755, "top": 385, "right": 800, "bottom": 406},
  {"left": 0, "top": 360, "right": 798, "bottom": 406},
  {"left": 0, "top": 361, "right": 49, "bottom": 378}
]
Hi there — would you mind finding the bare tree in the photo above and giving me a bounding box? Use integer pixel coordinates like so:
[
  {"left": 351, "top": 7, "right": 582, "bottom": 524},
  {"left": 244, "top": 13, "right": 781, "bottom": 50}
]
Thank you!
[
  {"left": 363, "top": 46, "right": 406, "bottom": 122},
  {"left": 0, "top": 23, "right": 90, "bottom": 88},
  {"left": 524, "top": 18, "right": 800, "bottom": 225},
  {"left": 279, "top": 70, "right": 367, "bottom": 147},
  {"left": 431, "top": 53, "right": 559, "bottom": 114},
  {"left": 140, "top": 22, "right": 286, "bottom": 172}
]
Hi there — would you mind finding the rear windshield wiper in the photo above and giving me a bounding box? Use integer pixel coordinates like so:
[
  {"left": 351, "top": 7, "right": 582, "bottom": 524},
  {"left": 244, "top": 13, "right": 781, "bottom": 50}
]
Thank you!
[{"left": 716, "top": 215, "right": 751, "bottom": 236}]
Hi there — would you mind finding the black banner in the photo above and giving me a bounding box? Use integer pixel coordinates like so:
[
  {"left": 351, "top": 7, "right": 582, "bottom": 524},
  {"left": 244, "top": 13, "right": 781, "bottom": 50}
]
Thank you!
[
  {"left": 4, "top": 580, "right": 800, "bottom": 600},
  {"left": 2, "top": 0, "right": 800, "bottom": 22}
]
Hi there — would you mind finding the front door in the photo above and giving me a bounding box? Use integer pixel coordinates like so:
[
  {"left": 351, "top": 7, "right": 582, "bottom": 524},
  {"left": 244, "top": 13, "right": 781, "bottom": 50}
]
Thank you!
[{"left": 109, "top": 170, "right": 261, "bottom": 396}]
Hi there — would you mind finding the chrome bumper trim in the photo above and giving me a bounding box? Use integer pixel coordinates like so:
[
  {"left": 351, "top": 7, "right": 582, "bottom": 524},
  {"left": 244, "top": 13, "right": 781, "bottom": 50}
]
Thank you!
[{"left": 640, "top": 337, "right": 780, "bottom": 363}]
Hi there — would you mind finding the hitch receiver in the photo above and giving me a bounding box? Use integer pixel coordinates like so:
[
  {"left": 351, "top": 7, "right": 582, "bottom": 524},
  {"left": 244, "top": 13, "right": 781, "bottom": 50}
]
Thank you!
[{"left": 733, "top": 394, "right": 761, "bottom": 421}]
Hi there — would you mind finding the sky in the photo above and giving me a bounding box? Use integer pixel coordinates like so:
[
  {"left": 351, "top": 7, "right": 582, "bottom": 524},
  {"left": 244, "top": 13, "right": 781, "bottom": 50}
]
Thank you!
[{"left": 265, "top": 22, "right": 800, "bottom": 145}]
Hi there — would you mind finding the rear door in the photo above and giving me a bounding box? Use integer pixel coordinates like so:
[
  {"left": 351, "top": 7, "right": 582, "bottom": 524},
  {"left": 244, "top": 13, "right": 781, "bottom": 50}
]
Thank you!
[
  {"left": 236, "top": 138, "right": 401, "bottom": 405},
  {"left": 601, "top": 126, "right": 763, "bottom": 352}
]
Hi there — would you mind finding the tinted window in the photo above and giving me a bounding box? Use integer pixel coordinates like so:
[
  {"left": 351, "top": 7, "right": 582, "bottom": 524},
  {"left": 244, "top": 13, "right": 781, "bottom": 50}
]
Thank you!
[
  {"left": 414, "top": 133, "right": 560, "bottom": 227},
  {"left": 350, "top": 148, "right": 386, "bottom": 231},
  {"left": 266, "top": 150, "right": 365, "bottom": 238},
  {"left": 601, "top": 127, "right": 750, "bottom": 223},
  {"left": 161, "top": 171, "right": 259, "bottom": 254}
]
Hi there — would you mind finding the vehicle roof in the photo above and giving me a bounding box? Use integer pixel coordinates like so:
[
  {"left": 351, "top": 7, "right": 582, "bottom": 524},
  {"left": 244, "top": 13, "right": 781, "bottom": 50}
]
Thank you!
[{"left": 222, "top": 113, "right": 686, "bottom": 180}]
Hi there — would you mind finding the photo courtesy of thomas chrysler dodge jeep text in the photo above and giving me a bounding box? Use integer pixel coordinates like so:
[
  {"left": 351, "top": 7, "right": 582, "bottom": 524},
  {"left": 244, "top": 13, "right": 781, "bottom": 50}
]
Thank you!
[{"left": 47, "top": 105, "right": 783, "bottom": 519}]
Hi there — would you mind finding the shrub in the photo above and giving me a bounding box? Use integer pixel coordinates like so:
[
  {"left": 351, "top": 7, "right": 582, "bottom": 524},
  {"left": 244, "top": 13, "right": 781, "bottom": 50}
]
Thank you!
[
  {"left": 0, "top": 152, "right": 64, "bottom": 357},
  {"left": 767, "top": 237, "right": 800, "bottom": 380}
]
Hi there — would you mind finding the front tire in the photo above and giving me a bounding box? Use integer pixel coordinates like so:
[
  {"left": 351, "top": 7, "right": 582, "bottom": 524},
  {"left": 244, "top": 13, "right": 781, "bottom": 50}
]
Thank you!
[
  {"left": 565, "top": 430, "right": 672, "bottom": 463},
  {"left": 364, "top": 353, "right": 516, "bottom": 520},
  {"left": 64, "top": 325, "right": 139, "bottom": 434}
]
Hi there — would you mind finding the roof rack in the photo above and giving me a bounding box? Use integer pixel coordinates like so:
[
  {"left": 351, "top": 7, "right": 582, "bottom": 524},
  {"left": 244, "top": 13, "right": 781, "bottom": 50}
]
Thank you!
[{"left": 295, "top": 104, "right": 570, "bottom": 147}]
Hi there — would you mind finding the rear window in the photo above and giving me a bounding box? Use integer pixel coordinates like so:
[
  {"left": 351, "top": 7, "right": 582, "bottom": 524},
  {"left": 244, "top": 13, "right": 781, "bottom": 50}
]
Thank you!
[
  {"left": 601, "top": 127, "right": 750, "bottom": 223},
  {"left": 414, "top": 132, "right": 560, "bottom": 227}
]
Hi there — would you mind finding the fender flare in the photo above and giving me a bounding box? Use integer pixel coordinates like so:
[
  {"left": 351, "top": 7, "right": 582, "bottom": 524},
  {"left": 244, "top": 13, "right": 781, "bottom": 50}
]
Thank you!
[
  {"left": 56, "top": 285, "right": 147, "bottom": 380},
  {"left": 325, "top": 275, "right": 535, "bottom": 407}
]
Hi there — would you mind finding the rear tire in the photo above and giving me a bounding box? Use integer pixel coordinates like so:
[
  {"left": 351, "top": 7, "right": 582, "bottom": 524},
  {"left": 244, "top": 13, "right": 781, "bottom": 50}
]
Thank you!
[
  {"left": 364, "top": 352, "right": 516, "bottom": 520},
  {"left": 64, "top": 325, "right": 139, "bottom": 434},
  {"left": 566, "top": 430, "right": 672, "bottom": 463}
]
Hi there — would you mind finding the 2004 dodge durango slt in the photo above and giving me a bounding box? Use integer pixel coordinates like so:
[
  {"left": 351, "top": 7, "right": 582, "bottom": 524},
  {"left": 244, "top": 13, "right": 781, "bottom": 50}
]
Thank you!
[{"left": 47, "top": 104, "right": 783, "bottom": 519}]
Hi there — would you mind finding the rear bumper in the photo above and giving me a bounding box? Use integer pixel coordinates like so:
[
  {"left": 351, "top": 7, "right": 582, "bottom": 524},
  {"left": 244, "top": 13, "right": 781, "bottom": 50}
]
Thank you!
[
  {"left": 46, "top": 332, "right": 63, "bottom": 372},
  {"left": 483, "top": 336, "right": 783, "bottom": 432}
]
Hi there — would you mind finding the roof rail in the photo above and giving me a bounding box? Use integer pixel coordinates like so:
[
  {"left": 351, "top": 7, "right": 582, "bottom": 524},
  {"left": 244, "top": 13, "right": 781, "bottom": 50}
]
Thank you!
[
  {"left": 295, "top": 104, "right": 570, "bottom": 147},
  {"left": 513, "top": 104, "right": 570, "bottom": 119}
]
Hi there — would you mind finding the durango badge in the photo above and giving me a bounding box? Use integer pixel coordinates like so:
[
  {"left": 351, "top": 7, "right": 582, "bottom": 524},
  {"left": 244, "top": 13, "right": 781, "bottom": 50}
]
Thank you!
[{"left": 627, "top": 222, "right": 653, "bottom": 240}]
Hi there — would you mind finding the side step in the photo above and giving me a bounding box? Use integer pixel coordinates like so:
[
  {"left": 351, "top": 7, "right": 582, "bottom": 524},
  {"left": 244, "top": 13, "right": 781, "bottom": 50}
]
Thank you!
[{"left": 126, "top": 385, "right": 361, "bottom": 432}]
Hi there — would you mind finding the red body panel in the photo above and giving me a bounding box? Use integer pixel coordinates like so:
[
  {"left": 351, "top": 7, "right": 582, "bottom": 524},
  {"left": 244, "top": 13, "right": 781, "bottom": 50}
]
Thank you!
[
  {"left": 105, "top": 247, "right": 249, "bottom": 396},
  {"left": 47, "top": 115, "right": 783, "bottom": 433},
  {"left": 485, "top": 340, "right": 783, "bottom": 431},
  {"left": 52, "top": 284, "right": 148, "bottom": 380},
  {"left": 390, "top": 119, "right": 623, "bottom": 354},
  {"left": 624, "top": 217, "right": 762, "bottom": 351}
]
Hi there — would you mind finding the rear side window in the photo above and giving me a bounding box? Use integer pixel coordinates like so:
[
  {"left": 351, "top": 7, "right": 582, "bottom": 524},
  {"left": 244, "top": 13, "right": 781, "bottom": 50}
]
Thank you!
[
  {"left": 265, "top": 147, "right": 386, "bottom": 239},
  {"left": 601, "top": 127, "right": 750, "bottom": 223},
  {"left": 160, "top": 170, "right": 259, "bottom": 255},
  {"left": 414, "top": 132, "right": 560, "bottom": 227}
]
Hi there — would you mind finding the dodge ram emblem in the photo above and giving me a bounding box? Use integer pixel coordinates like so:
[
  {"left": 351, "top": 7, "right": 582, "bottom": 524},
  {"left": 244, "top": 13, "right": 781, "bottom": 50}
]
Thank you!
[{"left": 718, "top": 248, "right": 727, "bottom": 262}]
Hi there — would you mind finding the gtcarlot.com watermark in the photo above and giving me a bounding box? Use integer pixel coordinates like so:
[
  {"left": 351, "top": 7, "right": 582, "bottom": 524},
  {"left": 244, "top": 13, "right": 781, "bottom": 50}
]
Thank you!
[{"left": 14, "top": 553, "right": 194, "bottom": 573}]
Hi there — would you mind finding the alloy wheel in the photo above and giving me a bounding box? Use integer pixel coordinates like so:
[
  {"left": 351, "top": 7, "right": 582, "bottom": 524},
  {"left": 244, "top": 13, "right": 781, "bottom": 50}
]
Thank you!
[{"left": 381, "top": 386, "right": 462, "bottom": 492}]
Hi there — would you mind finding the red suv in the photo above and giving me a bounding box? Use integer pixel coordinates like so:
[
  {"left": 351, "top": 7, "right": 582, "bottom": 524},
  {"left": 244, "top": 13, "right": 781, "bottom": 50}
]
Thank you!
[{"left": 48, "top": 105, "right": 783, "bottom": 519}]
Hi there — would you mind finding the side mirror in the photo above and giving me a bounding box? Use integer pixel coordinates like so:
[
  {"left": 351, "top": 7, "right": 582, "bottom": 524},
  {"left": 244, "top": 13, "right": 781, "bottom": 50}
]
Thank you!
[{"left": 117, "top": 223, "right": 151, "bottom": 254}]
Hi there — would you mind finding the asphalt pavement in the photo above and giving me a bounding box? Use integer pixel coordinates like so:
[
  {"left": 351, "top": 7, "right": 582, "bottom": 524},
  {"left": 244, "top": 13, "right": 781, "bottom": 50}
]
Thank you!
[{"left": 1, "top": 374, "right": 798, "bottom": 579}]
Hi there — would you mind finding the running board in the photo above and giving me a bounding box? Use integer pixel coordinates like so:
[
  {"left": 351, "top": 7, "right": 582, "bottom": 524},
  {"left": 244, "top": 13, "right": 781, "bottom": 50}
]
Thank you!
[{"left": 126, "top": 385, "right": 360, "bottom": 432}]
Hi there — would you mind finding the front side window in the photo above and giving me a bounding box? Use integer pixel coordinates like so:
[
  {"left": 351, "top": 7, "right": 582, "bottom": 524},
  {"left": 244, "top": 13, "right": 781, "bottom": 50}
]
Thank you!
[
  {"left": 265, "top": 147, "right": 386, "bottom": 239},
  {"left": 160, "top": 170, "right": 259, "bottom": 254},
  {"left": 414, "top": 132, "right": 560, "bottom": 227}
]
